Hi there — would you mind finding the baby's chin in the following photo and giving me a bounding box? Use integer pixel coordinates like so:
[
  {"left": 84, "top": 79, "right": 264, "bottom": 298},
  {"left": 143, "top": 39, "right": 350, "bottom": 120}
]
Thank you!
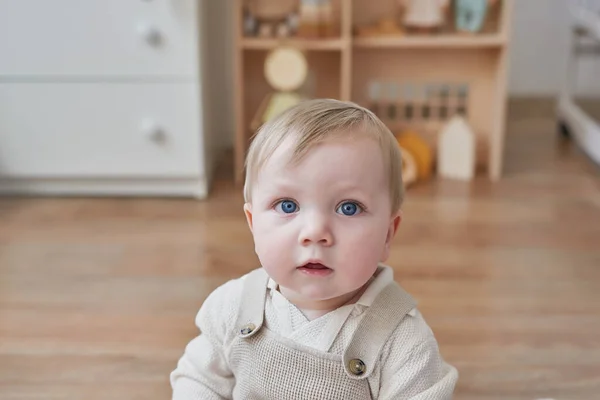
[
  {"left": 279, "top": 283, "right": 336, "bottom": 299},
  {"left": 281, "top": 284, "right": 362, "bottom": 307}
]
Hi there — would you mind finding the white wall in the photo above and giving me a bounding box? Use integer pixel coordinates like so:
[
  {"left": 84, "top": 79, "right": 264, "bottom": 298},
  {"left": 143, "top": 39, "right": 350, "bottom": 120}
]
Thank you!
[{"left": 508, "top": 0, "right": 600, "bottom": 97}]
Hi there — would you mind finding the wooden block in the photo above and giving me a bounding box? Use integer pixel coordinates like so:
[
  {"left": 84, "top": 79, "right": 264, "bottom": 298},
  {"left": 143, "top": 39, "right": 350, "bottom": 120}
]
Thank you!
[{"left": 437, "top": 115, "right": 476, "bottom": 180}]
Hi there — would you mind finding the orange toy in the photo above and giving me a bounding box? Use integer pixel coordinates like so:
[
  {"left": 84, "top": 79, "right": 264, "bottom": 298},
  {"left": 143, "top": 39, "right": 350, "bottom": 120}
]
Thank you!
[
  {"left": 399, "top": 145, "right": 418, "bottom": 187},
  {"left": 396, "top": 130, "right": 433, "bottom": 180}
]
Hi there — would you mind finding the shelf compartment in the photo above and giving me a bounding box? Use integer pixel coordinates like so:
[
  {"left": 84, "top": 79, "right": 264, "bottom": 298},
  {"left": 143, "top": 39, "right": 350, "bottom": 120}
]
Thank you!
[
  {"left": 352, "top": 48, "right": 501, "bottom": 167},
  {"left": 242, "top": 50, "right": 342, "bottom": 136}
]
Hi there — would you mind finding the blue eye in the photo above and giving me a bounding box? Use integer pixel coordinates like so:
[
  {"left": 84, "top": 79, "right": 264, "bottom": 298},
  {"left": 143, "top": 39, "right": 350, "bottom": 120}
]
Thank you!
[
  {"left": 276, "top": 200, "right": 298, "bottom": 214},
  {"left": 337, "top": 201, "right": 362, "bottom": 216}
]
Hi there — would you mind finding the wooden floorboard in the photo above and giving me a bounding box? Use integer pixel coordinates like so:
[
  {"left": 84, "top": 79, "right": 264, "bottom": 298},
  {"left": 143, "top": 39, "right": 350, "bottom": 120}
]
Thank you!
[{"left": 1, "top": 112, "right": 599, "bottom": 399}]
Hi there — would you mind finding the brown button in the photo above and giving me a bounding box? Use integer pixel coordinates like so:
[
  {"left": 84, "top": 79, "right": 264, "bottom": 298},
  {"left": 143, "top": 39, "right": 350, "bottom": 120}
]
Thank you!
[
  {"left": 240, "top": 323, "right": 256, "bottom": 336},
  {"left": 348, "top": 358, "right": 366, "bottom": 376}
]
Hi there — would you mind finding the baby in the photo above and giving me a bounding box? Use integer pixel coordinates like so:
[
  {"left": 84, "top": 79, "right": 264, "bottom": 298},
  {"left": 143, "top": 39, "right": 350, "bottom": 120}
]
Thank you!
[{"left": 170, "top": 99, "right": 458, "bottom": 399}]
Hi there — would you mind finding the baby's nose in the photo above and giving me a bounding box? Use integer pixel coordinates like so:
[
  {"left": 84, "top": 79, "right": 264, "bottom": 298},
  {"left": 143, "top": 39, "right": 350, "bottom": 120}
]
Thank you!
[{"left": 298, "top": 216, "right": 333, "bottom": 246}]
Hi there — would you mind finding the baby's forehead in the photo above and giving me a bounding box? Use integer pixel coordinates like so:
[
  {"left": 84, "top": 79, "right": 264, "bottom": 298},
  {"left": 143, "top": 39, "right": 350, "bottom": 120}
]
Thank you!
[{"left": 258, "top": 135, "right": 386, "bottom": 183}]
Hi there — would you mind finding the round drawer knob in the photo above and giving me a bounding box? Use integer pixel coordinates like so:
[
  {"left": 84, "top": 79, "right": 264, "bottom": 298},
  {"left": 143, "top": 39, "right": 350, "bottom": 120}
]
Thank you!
[
  {"left": 141, "top": 120, "right": 167, "bottom": 144},
  {"left": 137, "top": 23, "right": 162, "bottom": 46}
]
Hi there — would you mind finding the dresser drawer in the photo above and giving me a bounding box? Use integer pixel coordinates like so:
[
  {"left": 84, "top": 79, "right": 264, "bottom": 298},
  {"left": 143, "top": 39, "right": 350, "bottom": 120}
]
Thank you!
[
  {"left": 0, "top": 0, "right": 199, "bottom": 78},
  {"left": 0, "top": 82, "right": 204, "bottom": 177}
]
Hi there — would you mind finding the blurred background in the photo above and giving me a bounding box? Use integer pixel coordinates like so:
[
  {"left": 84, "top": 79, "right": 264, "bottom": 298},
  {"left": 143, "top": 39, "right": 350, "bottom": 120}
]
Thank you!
[{"left": 0, "top": 0, "right": 599, "bottom": 399}]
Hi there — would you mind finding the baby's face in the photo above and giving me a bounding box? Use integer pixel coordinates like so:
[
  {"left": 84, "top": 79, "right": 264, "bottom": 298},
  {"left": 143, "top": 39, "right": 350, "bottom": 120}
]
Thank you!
[{"left": 244, "top": 135, "right": 400, "bottom": 304}]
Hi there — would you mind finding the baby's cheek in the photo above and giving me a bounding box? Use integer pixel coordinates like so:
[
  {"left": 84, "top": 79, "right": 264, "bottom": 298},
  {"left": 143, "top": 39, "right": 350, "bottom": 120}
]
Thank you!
[
  {"left": 343, "top": 224, "right": 389, "bottom": 262},
  {"left": 348, "top": 221, "right": 387, "bottom": 246},
  {"left": 254, "top": 232, "right": 276, "bottom": 255},
  {"left": 253, "top": 226, "right": 291, "bottom": 263}
]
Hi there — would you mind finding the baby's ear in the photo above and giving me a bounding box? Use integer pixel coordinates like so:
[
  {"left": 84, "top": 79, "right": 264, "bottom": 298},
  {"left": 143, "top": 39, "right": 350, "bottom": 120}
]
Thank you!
[
  {"left": 388, "top": 211, "right": 402, "bottom": 241},
  {"left": 382, "top": 212, "right": 402, "bottom": 260},
  {"left": 243, "top": 203, "right": 254, "bottom": 233}
]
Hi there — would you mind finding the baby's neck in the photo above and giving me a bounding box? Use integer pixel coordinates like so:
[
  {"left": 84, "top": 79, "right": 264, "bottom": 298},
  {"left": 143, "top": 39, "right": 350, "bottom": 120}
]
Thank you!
[{"left": 279, "top": 284, "right": 369, "bottom": 321}]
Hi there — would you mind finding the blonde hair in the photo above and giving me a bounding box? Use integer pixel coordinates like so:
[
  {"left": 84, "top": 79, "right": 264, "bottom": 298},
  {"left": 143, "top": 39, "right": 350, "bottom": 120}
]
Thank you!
[{"left": 243, "top": 99, "right": 404, "bottom": 214}]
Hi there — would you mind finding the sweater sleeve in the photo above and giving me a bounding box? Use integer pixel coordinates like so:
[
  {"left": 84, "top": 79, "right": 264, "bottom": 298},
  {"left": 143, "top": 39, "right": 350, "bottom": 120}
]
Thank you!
[
  {"left": 170, "top": 278, "right": 244, "bottom": 400},
  {"left": 378, "top": 310, "right": 458, "bottom": 399}
]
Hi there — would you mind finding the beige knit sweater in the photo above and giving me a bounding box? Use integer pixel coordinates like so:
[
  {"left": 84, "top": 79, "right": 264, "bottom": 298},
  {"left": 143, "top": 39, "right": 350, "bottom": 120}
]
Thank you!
[{"left": 170, "top": 265, "right": 458, "bottom": 399}]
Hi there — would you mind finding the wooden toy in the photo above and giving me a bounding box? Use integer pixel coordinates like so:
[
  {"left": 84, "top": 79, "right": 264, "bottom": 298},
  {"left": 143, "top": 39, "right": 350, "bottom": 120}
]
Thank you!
[
  {"left": 401, "top": 84, "right": 415, "bottom": 121},
  {"left": 437, "top": 115, "right": 476, "bottom": 180},
  {"left": 396, "top": 130, "right": 433, "bottom": 180},
  {"left": 367, "top": 81, "right": 470, "bottom": 127},
  {"left": 398, "top": 0, "right": 451, "bottom": 34},
  {"left": 245, "top": 0, "right": 299, "bottom": 38},
  {"left": 455, "top": 0, "right": 499, "bottom": 34},
  {"left": 391, "top": 83, "right": 402, "bottom": 120},
  {"left": 250, "top": 46, "right": 309, "bottom": 131},
  {"left": 368, "top": 82, "right": 382, "bottom": 116},
  {"left": 456, "top": 84, "right": 469, "bottom": 115},
  {"left": 399, "top": 145, "right": 418, "bottom": 187},
  {"left": 355, "top": 17, "right": 404, "bottom": 38},
  {"left": 243, "top": 13, "right": 258, "bottom": 36},
  {"left": 297, "top": 0, "right": 335, "bottom": 38}
]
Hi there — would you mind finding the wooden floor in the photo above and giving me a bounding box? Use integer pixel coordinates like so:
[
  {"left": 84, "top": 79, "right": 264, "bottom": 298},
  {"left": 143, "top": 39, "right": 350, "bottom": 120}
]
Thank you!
[{"left": 1, "top": 109, "right": 600, "bottom": 400}]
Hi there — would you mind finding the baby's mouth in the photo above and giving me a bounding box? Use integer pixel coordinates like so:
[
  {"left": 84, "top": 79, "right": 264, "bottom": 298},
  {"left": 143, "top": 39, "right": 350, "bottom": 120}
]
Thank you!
[
  {"left": 299, "top": 262, "right": 330, "bottom": 270},
  {"left": 297, "top": 262, "right": 333, "bottom": 275}
]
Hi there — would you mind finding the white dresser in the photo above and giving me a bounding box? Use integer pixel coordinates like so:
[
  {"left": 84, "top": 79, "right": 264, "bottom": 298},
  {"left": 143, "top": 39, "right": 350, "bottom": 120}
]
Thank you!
[{"left": 0, "top": 0, "right": 215, "bottom": 198}]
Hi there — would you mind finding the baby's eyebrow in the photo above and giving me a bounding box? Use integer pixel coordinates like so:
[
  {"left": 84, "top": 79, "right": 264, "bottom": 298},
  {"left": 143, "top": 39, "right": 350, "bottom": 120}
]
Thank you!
[
  {"left": 267, "top": 180, "right": 300, "bottom": 192},
  {"left": 257, "top": 182, "right": 300, "bottom": 200},
  {"left": 328, "top": 182, "right": 371, "bottom": 193}
]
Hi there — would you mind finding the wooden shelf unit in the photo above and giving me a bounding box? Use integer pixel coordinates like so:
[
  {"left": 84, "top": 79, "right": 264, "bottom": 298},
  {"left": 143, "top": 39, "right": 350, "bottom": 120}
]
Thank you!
[{"left": 233, "top": 0, "right": 513, "bottom": 183}]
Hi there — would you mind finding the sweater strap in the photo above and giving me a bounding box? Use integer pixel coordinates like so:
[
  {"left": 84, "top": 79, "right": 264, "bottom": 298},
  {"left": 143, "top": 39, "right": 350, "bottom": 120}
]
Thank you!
[
  {"left": 234, "top": 268, "right": 269, "bottom": 339},
  {"left": 342, "top": 282, "right": 417, "bottom": 380}
]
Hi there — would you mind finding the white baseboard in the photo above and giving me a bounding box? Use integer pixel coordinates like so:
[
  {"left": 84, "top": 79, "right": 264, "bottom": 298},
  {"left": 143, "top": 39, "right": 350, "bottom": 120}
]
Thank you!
[{"left": 0, "top": 176, "right": 208, "bottom": 199}]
